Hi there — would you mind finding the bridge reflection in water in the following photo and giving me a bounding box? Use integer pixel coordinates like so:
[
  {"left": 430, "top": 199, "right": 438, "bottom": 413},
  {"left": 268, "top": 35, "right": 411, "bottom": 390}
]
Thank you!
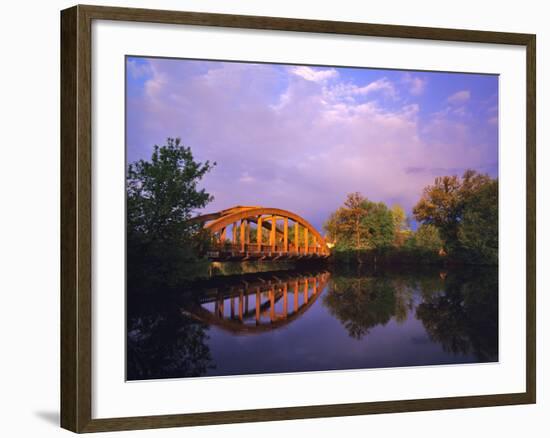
[
  {"left": 184, "top": 271, "right": 330, "bottom": 334},
  {"left": 128, "top": 267, "right": 499, "bottom": 380}
]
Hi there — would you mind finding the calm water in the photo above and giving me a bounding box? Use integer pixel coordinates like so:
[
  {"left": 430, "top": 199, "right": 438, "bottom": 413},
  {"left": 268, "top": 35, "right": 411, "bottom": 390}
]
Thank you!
[{"left": 127, "top": 266, "right": 498, "bottom": 380}]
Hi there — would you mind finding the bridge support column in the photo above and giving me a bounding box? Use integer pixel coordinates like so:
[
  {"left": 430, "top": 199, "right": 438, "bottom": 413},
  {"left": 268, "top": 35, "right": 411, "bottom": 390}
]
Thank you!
[
  {"left": 232, "top": 223, "right": 237, "bottom": 244},
  {"left": 283, "top": 218, "right": 288, "bottom": 252},
  {"left": 257, "top": 216, "right": 263, "bottom": 251},
  {"left": 240, "top": 220, "right": 246, "bottom": 252},
  {"left": 270, "top": 216, "right": 276, "bottom": 251},
  {"left": 304, "top": 228, "right": 309, "bottom": 254},
  {"left": 294, "top": 223, "right": 299, "bottom": 254},
  {"left": 220, "top": 227, "right": 226, "bottom": 243}
]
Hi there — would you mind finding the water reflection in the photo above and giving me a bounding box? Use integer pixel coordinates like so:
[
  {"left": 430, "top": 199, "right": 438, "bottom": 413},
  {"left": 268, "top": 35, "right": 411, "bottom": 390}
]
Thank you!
[
  {"left": 127, "top": 266, "right": 498, "bottom": 380},
  {"left": 415, "top": 269, "right": 498, "bottom": 361},
  {"left": 127, "top": 304, "right": 214, "bottom": 380},
  {"left": 184, "top": 272, "right": 331, "bottom": 334}
]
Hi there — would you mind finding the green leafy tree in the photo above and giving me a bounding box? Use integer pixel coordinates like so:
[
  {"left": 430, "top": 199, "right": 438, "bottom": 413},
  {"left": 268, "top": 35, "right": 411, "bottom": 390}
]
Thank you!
[
  {"left": 414, "top": 224, "right": 444, "bottom": 252},
  {"left": 127, "top": 138, "right": 215, "bottom": 284},
  {"left": 127, "top": 137, "right": 215, "bottom": 242},
  {"left": 413, "top": 169, "right": 496, "bottom": 259},
  {"left": 324, "top": 193, "right": 395, "bottom": 252},
  {"left": 391, "top": 204, "right": 407, "bottom": 232},
  {"left": 458, "top": 179, "right": 498, "bottom": 264},
  {"left": 391, "top": 204, "right": 409, "bottom": 246}
]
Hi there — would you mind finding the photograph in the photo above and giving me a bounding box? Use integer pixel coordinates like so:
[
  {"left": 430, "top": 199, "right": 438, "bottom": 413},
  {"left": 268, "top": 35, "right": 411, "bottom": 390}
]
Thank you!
[{"left": 125, "top": 56, "right": 499, "bottom": 380}]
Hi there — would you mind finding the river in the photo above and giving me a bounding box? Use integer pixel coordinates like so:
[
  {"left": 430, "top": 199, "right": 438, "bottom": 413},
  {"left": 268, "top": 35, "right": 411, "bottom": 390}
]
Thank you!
[{"left": 127, "top": 265, "right": 498, "bottom": 380}]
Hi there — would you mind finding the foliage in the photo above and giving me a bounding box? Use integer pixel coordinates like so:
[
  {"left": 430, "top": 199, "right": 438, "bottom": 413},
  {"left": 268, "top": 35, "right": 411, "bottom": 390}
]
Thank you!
[
  {"left": 413, "top": 169, "right": 497, "bottom": 263},
  {"left": 391, "top": 204, "right": 408, "bottom": 232},
  {"left": 458, "top": 180, "right": 498, "bottom": 264},
  {"left": 324, "top": 193, "right": 395, "bottom": 252},
  {"left": 410, "top": 224, "right": 444, "bottom": 252},
  {"left": 391, "top": 204, "right": 410, "bottom": 247},
  {"left": 127, "top": 137, "right": 215, "bottom": 243},
  {"left": 127, "top": 138, "right": 216, "bottom": 285}
]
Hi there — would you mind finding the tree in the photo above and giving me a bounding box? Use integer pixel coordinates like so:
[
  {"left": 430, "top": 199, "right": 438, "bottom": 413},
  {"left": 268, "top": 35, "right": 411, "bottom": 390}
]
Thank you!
[
  {"left": 127, "top": 138, "right": 215, "bottom": 284},
  {"left": 391, "top": 204, "right": 407, "bottom": 232},
  {"left": 413, "top": 169, "right": 496, "bottom": 258},
  {"left": 391, "top": 204, "right": 409, "bottom": 246},
  {"left": 324, "top": 193, "right": 395, "bottom": 252},
  {"left": 414, "top": 224, "right": 443, "bottom": 252},
  {"left": 127, "top": 137, "right": 215, "bottom": 243},
  {"left": 412, "top": 175, "right": 461, "bottom": 248},
  {"left": 458, "top": 179, "right": 498, "bottom": 264}
]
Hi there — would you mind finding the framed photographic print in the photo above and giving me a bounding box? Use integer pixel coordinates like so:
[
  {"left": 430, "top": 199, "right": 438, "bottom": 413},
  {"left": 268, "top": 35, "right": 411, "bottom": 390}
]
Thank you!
[{"left": 60, "top": 4, "right": 536, "bottom": 433}]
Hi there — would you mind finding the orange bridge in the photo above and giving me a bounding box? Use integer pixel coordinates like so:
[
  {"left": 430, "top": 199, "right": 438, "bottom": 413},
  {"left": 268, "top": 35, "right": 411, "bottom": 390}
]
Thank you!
[{"left": 193, "top": 206, "right": 330, "bottom": 261}]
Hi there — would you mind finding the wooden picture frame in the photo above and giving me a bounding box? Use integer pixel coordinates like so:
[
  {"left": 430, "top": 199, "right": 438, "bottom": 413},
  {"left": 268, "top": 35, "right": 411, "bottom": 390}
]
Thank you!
[{"left": 61, "top": 4, "right": 536, "bottom": 433}]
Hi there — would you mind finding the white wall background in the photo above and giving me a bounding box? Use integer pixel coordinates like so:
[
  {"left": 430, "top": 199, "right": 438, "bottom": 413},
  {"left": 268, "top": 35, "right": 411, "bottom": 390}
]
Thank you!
[{"left": 0, "top": 0, "right": 546, "bottom": 436}]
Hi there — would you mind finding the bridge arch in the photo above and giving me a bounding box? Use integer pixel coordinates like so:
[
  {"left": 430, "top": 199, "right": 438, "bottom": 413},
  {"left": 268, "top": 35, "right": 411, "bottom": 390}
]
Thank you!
[{"left": 193, "top": 206, "right": 329, "bottom": 259}]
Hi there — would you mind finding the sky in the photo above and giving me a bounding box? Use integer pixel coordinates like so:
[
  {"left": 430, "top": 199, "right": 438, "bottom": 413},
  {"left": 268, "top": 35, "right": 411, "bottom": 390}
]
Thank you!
[{"left": 126, "top": 56, "right": 498, "bottom": 232}]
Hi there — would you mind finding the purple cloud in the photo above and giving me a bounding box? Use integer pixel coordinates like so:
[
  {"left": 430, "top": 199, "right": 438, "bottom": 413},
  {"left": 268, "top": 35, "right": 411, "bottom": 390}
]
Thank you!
[{"left": 126, "top": 58, "right": 498, "bottom": 231}]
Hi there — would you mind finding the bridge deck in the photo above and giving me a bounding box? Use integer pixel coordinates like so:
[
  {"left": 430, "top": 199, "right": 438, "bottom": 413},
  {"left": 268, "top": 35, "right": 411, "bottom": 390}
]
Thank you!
[{"left": 207, "top": 243, "right": 328, "bottom": 261}]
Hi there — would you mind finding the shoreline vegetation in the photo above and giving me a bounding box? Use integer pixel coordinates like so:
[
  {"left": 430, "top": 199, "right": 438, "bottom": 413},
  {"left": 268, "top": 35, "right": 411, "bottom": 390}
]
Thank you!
[{"left": 127, "top": 138, "right": 498, "bottom": 287}]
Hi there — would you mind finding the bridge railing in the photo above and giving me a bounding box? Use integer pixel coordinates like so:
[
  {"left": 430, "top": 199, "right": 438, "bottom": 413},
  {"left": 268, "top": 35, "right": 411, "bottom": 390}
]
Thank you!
[{"left": 209, "top": 242, "right": 327, "bottom": 257}]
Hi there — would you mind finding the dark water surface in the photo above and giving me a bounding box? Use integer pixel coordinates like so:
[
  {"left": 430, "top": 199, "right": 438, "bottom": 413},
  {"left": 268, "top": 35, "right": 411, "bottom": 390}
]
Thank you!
[{"left": 127, "top": 266, "right": 498, "bottom": 380}]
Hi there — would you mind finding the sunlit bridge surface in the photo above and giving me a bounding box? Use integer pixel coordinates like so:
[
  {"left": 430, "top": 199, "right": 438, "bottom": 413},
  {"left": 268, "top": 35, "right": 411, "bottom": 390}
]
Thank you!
[
  {"left": 184, "top": 272, "right": 330, "bottom": 334},
  {"left": 192, "top": 206, "right": 330, "bottom": 261}
]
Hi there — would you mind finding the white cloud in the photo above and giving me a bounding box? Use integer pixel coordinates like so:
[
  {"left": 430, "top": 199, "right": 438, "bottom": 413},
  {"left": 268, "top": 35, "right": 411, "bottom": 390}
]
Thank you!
[
  {"left": 127, "top": 59, "right": 152, "bottom": 79},
  {"left": 291, "top": 66, "right": 338, "bottom": 83},
  {"left": 238, "top": 172, "right": 255, "bottom": 184},
  {"left": 128, "top": 60, "right": 496, "bottom": 228},
  {"left": 326, "top": 77, "right": 397, "bottom": 101},
  {"left": 402, "top": 73, "right": 426, "bottom": 96},
  {"left": 447, "top": 90, "right": 471, "bottom": 105}
]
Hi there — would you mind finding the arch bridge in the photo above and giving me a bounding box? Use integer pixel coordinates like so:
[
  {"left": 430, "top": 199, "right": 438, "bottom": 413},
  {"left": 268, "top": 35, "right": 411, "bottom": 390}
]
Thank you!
[{"left": 193, "top": 206, "right": 330, "bottom": 261}]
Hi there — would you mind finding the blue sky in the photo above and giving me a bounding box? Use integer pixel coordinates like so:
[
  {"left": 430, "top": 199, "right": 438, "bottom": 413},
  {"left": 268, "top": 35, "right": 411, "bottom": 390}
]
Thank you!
[{"left": 126, "top": 56, "right": 498, "bottom": 231}]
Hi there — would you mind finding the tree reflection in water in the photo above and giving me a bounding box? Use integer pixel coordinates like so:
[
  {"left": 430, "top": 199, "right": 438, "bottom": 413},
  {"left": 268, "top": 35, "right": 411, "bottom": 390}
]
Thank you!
[
  {"left": 323, "top": 274, "right": 397, "bottom": 339},
  {"left": 415, "top": 268, "right": 498, "bottom": 361},
  {"left": 127, "top": 292, "right": 215, "bottom": 380},
  {"left": 127, "top": 266, "right": 498, "bottom": 380},
  {"left": 322, "top": 266, "right": 498, "bottom": 362}
]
